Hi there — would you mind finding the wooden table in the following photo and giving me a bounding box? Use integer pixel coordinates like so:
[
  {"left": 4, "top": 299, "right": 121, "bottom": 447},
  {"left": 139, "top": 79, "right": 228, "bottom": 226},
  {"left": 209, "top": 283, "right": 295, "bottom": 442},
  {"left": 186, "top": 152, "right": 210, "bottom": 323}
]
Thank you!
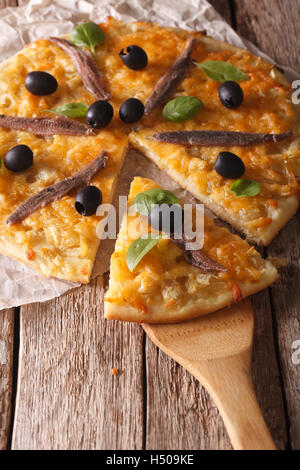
[{"left": 0, "top": 0, "right": 299, "bottom": 450}]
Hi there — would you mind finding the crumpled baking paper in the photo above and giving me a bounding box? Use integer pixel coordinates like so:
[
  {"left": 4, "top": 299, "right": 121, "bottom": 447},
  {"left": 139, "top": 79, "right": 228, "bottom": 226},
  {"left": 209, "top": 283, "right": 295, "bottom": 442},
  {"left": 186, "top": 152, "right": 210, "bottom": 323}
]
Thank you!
[{"left": 0, "top": 0, "right": 298, "bottom": 310}]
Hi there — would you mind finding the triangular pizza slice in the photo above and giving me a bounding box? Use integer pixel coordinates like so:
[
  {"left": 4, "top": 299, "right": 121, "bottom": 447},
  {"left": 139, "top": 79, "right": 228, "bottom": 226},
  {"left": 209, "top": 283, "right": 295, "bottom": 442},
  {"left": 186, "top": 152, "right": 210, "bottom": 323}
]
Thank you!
[
  {"left": 104, "top": 176, "right": 278, "bottom": 323},
  {"left": 130, "top": 126, "right": 298, "bottom": 246}
]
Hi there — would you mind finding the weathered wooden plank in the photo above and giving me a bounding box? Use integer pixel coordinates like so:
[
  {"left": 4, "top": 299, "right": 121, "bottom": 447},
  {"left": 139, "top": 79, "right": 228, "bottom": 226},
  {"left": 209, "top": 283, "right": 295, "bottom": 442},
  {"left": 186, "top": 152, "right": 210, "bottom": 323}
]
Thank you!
[
  {"left": 267, "top": 218, "right": 300, "bottom": 450},
  {"left": 0, "top": 309, "right": 14, "bottom": 450},
  {"left": 145, "top": 290, "right": 288, "bottom": 450},
  {"left": 234, "top": 0, "right": 300, "bottom": 72},
  {"left": 251, "top": 291, "right": 288, "bottom": 450},
  {"left": 0, "top": 1, "right": 17, "bottom": 7},
  {"left": 209, "top": 0, "right": 232, "bottom": 25},
  {"left": 12, "top": 277, "right": 144, "bottom": 450},
  {"left": 145, "top": 338, "right": 232, "bottom": 450},
  {"left": 235, "top": 0, "right": 300, "bottom": 450}
]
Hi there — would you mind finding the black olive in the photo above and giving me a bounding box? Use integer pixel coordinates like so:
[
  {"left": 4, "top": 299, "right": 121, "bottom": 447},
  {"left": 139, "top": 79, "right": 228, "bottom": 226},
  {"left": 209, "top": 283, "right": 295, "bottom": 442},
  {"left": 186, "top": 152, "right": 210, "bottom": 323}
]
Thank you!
[
  {"left": 214, "top": 151, "right": 245, "bottom": 179},
  {"left": 25, "top": 71, "right": 58, "bottom": 96},
  {"left": 148, "top": 204, "right": 183, "bottom": 235},
  {"left": 119, "top": 45, "right": 148, "bottom": 70},
  {"left": 218, "top": 81, "right": 244, "bottom": 109},
  {"left": 119, "top": 98, "right": 144, "bottom": 124},
  {"left": 86, "top": 100, "right": 114, "bottom": 129},
  {"left": 75, "top": 186, "right": 102, "bottom": 217},
  {"left": 4, "top": 145, "right": 33, "bottom": 172}
]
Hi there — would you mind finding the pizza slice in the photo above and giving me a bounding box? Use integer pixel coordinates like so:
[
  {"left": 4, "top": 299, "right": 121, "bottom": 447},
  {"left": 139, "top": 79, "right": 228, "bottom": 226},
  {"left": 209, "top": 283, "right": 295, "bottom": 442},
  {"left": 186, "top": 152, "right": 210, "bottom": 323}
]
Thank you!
[
  {"left": 104, "top": 176, "right": 278, "bottom": 323},
  {"left": 130, "top": 127, "right": 298, "bottom": 246}
]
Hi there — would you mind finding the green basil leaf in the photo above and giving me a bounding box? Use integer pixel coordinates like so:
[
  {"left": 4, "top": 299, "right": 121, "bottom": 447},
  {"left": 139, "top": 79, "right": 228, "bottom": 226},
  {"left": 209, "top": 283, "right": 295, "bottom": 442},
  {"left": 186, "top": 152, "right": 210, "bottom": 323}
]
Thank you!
[
  {"left": 127, "top": 234, "right": 162, "bottom": 272},
  {"left": 162, "top": 96, "right": 204, "bottom": 122},
  {"left": 43, "top": 102, "right": 89, "bottom": 118},
  {"left": 195, "top": 60, "right": 249, "bottom": 82},
  {"left": 70, "top": 22, "right": 105, "bottom": 57},
  {"left": 230, "top": 179, "right": 261, "bottom": 198},
  {"left": 131, "top": 189, "right": 179, "bottom": 216}
]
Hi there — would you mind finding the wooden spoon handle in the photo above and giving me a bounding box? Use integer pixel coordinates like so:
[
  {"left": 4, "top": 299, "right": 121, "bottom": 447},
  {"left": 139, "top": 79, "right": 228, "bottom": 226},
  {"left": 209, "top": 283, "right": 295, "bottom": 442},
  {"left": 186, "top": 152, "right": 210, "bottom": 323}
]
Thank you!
[{"left": 184, "top": 350, "right": 276, "bottom": 450}]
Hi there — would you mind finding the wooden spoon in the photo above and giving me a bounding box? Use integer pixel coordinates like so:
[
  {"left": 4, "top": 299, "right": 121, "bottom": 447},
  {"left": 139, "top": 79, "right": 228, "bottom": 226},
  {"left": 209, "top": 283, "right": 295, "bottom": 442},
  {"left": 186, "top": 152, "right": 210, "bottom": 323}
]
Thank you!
[{"left": 142, "top": 298, "right": 276, "bottom": 450}]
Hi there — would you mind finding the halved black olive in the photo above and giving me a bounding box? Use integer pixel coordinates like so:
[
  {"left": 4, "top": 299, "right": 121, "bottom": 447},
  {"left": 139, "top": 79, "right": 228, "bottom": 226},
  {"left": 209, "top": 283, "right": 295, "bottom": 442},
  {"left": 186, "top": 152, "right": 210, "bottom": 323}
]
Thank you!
[
  {"left": 75, "top": 186, "right": 102, "bottom": 216},
  {"left": 119, "top": 45, "right": 148, "bottom": 70},
  {"left": 4, "top": 145, "right": 33, "bottom": 172},
  {"left": 214, "top": 151, "right": 245, "bottom": 179},
  {"left": 25, "top": 71, "right": 58, "bottom": 96}
]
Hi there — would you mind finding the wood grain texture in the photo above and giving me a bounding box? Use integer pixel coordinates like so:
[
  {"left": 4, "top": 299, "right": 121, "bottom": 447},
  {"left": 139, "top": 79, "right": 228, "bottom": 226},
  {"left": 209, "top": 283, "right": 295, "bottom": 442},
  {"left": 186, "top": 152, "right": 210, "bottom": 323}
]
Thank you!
[
  {"left": 0, "top": 309, "right": 14, "bottom": 450},
  {"left": 144, "top": 300, "right": 280, "bottom": 450},
  {"left": 267, "top": 218, "right": 300, "bottom": 450},
  {"left": 234, "top": 0, "right": 300, "bottom": 72},
  {"left": 145, "top": 340, "right": 232, "bottom": 450},
  {"left": 145, "top": 296, "right": 287, "bottom": 449},
  {"left": 12, "top": 278, "right": 144, "bottom": 450},
  {"left": 234, "top": 0, "right": 300, "bottom": 450},
  {"left": 251, "top": 292, "right": 288, "bottom": 450},
  {"left": 0, "top": 0, "right": 17, "bottom": 7}
]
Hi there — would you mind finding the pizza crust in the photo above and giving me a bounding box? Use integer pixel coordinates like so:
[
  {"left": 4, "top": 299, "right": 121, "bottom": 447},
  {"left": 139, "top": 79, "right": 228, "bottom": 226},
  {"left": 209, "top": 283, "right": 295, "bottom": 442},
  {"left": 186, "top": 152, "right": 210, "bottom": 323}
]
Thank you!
[{"left": 105, "top": 262, "right": 278, "bottom": 323}]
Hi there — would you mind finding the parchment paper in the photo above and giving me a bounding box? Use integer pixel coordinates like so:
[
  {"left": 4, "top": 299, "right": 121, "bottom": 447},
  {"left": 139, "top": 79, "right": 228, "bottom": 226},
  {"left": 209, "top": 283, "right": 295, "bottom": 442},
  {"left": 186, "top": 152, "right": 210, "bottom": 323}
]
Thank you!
[{"left": 0, "top": 0, "right": 298, "bottom": 309}]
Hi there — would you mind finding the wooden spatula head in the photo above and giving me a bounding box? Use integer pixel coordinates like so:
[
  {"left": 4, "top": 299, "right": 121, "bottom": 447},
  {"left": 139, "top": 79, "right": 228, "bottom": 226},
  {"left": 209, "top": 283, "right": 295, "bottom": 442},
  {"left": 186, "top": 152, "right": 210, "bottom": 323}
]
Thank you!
[{"left": 143, "top": 299, "right": 254, "bottom": 362}]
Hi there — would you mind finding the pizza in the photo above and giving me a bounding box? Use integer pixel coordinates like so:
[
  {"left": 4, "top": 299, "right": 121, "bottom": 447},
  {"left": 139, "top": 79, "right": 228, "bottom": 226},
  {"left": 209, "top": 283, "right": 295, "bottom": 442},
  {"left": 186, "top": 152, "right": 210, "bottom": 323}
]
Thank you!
[
  {"left": 0, "top": 17, "right": 298, "bottom": 286},
  {"left": 104, "top": 177, "right": 278, "bottom": 323}
]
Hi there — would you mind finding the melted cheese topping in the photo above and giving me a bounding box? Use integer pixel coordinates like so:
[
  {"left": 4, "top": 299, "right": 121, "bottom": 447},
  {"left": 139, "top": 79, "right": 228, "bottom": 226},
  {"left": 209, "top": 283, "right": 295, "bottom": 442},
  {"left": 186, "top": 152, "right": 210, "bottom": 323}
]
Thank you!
[{"left": 106, "top": 177, "right": 270, "bottom": 313}]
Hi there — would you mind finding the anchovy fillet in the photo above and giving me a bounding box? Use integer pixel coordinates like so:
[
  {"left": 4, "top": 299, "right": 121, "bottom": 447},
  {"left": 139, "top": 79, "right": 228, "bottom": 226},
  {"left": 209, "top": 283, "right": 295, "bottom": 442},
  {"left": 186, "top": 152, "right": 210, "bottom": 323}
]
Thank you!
[
  {"left": 0, "top": 114, "right": 94, "bottom": 136},
  {"left": 7, "top": 151, "right": 108, "bottom": 225},
  {"left": 170, "top": 234, "right": 226, "bottom": 273},
  {"left": 152, "top": 130, "right": 293, "bottom": 146},
  {"left": 144, "top": 38, "right": 196, "bottom": 115},
  {"left": 49, "top": 37, "right": 111, "bottom": 100}
]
